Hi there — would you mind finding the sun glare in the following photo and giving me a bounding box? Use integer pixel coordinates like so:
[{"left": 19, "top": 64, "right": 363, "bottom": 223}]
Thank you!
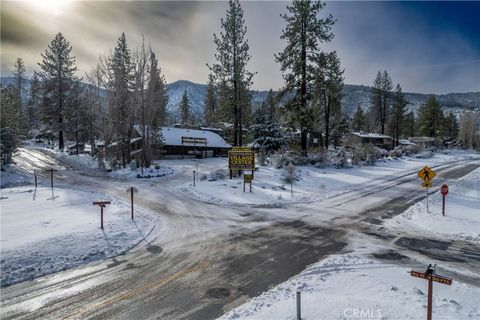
[{"left": 24, "top": 0, "right": 72, "bottom": 15}]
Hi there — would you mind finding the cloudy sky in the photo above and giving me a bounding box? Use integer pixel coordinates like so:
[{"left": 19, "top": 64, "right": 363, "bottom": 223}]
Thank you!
[{"left": 1, "top": 1, "right": 479, "bottom": 94}]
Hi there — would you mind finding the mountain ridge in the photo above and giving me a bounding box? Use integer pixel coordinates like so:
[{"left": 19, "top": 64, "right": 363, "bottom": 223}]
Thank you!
[{"left": 2, "top": 77, "right": 479, "bottom": 122}]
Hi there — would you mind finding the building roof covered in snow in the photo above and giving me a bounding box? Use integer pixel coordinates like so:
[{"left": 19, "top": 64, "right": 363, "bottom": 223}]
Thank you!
[
  {"left": 134, "top": 125, "right": 231, "bottom": 149},
  {"left": 348, "top": 132, "right": 392, "bottom": 139}
]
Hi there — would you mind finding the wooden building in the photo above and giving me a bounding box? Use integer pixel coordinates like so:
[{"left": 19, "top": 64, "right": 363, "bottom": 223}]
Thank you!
[{"left": 343, "top": 132, "right": 393, "bottom": 149}]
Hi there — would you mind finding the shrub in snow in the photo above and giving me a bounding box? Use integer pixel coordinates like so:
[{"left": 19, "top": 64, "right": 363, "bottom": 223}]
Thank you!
[
  {"left": 329, "top": 148, "right": 352, "bottom": 168},
  {"left": 272, "top": 151, "right": 328, "bottom": 169},
  {"left": 208, "top": 169, "right": 228, "bottom": 181},
  {"left": 413, "top": 151, "right": 434, "bottom": 159}
]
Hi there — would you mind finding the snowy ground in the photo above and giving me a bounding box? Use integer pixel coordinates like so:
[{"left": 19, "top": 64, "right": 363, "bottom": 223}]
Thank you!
[
  {"left": 0, "top": 186, "right": 159, "bottom": 287},
  {"left": 219, "top": 152, "right": 480, "bottom": 320},
  {"left": 385, "top": 168, "right": 480, "bottom": 243},
  {"left": 220, "top": 239, "right": 480, "bottom": 320},
  {"left": 179, "top": 150, "right": 480, "bottom": 206}
]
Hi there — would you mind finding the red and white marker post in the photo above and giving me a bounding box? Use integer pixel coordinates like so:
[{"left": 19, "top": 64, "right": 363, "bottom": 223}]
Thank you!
[
  {"left": 440, "top": 184, "right": 449, "bottom": 216},
  {"left": 93, "top": 201, "right": 111, "bottom": 229}
]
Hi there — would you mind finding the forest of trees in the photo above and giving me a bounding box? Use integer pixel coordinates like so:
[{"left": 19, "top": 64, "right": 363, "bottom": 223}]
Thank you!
[{"left": 1, "top": 0, "right": 479, "bottom": 169}]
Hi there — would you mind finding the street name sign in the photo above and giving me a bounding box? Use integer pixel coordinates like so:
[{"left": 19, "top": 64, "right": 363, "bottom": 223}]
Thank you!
[{"left": 410, "top": 270, "right": 452, "bottom": 285}]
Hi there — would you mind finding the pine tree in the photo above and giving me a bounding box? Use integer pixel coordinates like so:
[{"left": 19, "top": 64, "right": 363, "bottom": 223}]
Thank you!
[
  {"left": 108, "top": 32, "right": 134, "bottom": 167},
  {"left": 404, "top": 111, "right": 416, "bottom": 138},
  {"left": 64, "top": 80, "right": 88, "bottom": 154},
  {"left": 209, "top": 0, "right": 254, "bottom": 146},
  {"left": 275, "top": 0, "right": 335, "bottom": 152},
  {"left": 12, "top": 58, "right": 26, "bottom": 113},
  {"left": 417, "top": 95, "right": 445, "bottom": 138},
  {"left": 313, "top": 51, "right": 344, "bottom": 148},
  {"left": 0, "top": 86, "right": 21, "bottom": 168},
  {"left": 252, "top": 95, "right": 288, "bottom": 154},
  {"left": 264, "top": 89, "right": 277, "bottom": 122},
  {"left": 444, "top": 112, "right": 459, "bottom": 140},
  {"left": 27, "top": 72, "right": 41, "bottom": 130},
  {"left": 180, "top": 90, "right": 190, "bottom": 125},
  {"left": 370, "top": 70, "right": 392, "bottom": 134},
  {"left": 351, "top": 105, "right": 367, "bottom": 132},
  {"left": 85, "top": 64, "right": 107, "bottom": 155},
  {"left": 389, "top": 83, "right": 407, "bottom": 147},
  {"left": 204, "top": 73, "right": 217, "bottom": 126},
  {"left": 142, "top": 49, "right": 168, "bottom": 167},
  {"left": 38, "top": 33, "right": 78, "bottom": 150}
]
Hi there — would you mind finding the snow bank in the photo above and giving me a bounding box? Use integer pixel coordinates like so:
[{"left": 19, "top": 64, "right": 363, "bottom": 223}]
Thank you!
[
  {"left": 0, "top": 186, "right": 158, "bottom": 287},
  {"left": 386, "top": 168, "right": 480, "bottom": 243},
  {"left": 0, "top": 164, "right": 31, "bottom": 188},
  {"left": 220, "top": 249, "right": 479, "bottom": 320}
]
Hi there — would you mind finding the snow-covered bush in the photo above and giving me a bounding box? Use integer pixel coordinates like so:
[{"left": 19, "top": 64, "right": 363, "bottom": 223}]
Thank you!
[
  {"left": 207, "top": 169, "right": 228, "bottom": 181},
  {"left": 388, "top": 144, "right": 422, "bottom": 158},
  {"left": 329, "top": 148, "right": 352, "bottom": 168},
  {"left": 413, "top": 151, "right": 434, "bottom": 159},
  {"left": 272, "top": 151, "right": 328, "bottom": 169}
]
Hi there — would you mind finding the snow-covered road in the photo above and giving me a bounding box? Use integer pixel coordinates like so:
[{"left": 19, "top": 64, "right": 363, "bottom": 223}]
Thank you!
[{"left": 1, "top": 147, "right": 479, "bottom": 320}]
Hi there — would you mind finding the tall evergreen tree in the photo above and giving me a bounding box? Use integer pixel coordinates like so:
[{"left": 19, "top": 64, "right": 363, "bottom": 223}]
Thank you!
[
  {"left": 180, "top": 90, "right": 190, "bottom": 125},
  {"left": 38, "top": 33, "right": 78, "bottom": 150},
  {"left": 275, "top": 0, "right": 335, "bottom": 152},
  {"left": 389, "top": 83, "right": 407, "bottom": 147},
  {"left": 108, "top": 32, "right": 134, "bottom": 167},
  {"left": 142, "top": 49, "right": 168, "bottom": 167},
  {"left": 0, "top": 86, "right": 22, "bottom": 168},
  {"left": 404, "top": 111, "right": 416, "bottom": 138},
  {"left": 209, "top": 0, "right": 254, "bottom": 146},
  {"left": 64, "top": 80, "right": 88, "bottom": 154},
  {"left": 417, "top": 95, "right": 445, "bottom": 138},
  {"left": 351, "top": 105, "right": 367, "bottom": 132},
  {"left": 444, "top": 111, "right": 459, "bottom": 140},
  {"left": 370, "top": 70, "right": 392, "bottom": 134},
  {"left": 313, "top": 51, "right": 344, "bottom": 148},
  {"left": 252, "top": 92, "right": 288, "bottom": 154},
  {"left": 27, "top": 72, "right": 41, "bottom": 130},
  {"left": 12, "top": 58, "right": 26, "bottom": 113},
  {"left": 204, "top": 73, "right": 217, "bottom": 126},
  {"left": 264, "top": 89, "right": 278, "bottom": 122}
]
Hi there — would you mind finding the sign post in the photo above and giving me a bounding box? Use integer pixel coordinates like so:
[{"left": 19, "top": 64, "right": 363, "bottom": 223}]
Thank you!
[
  {"left": 410, "top": 264, "right": 452, "bottom": 320},
  {"left": 93, "top": 201, "right": 111, "bottom": 229},
  {"left": 34, "top": 170, "right": 37, "bottom": 188},
  {"left": 288, "top": 162, "right": 294, "bottom": 198},
  {"left": 126, "top": 187, "right": 138, "bottom": 220},
  {"left": 418, "top": 166, "right": 436, "bottom": 213},
  {"left": 193, "top": 170, "right": 196, "bottom": 187},
  {"left": 244, "top": 174, "right": 253, "bottom": 193},
  {"left": 441, "top": 184, "right": 449, "bottom": 216},
  {"left": 45, "top": 168, "right": 58, "bottom": 189}
]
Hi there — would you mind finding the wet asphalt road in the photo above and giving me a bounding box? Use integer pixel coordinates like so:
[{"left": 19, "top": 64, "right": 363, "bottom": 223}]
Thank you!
[{"left": 1, "top": 150, "right": 479, "bottom": 320}]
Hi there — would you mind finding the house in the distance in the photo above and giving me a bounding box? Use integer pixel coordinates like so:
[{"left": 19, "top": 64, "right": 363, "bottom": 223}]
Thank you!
[
  {"left": 343, "top": 132, "right": 393, "bottom": 149},
  {"left": 130, "top": 126, "right": 231, "bottom": 160},
  {"left": 408, "top": 136, "right": 435, "bottom": 148}
]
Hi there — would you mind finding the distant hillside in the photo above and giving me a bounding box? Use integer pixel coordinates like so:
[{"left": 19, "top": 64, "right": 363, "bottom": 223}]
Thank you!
[{"left": 3, "top": 77, "right": 479, "bottom": 122}]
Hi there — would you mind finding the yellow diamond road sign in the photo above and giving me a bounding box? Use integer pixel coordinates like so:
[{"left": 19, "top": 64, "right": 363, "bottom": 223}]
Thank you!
[{"left": 418, "top": 166, "right": 436, "bottom": 183}]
